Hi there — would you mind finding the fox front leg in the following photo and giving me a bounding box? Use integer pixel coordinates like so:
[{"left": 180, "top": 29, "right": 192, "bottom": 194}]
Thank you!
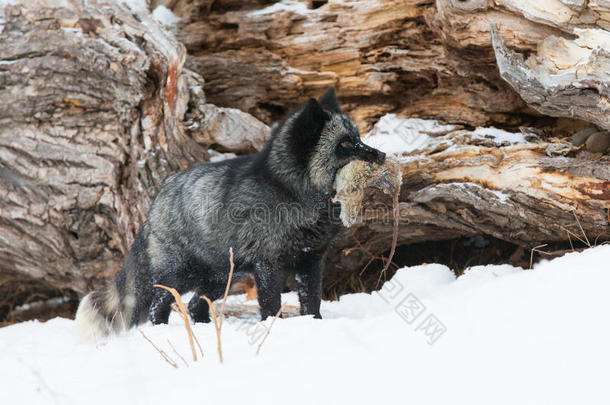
[
  {"left": 295, "top": 256, "right": 323, "bottom": 319},
  {"left": 254, "top": 262, "right": 285, "bottom": 320}
]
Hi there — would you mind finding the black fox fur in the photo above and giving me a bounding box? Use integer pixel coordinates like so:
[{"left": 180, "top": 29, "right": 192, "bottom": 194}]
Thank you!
[{"left": 75, "top": 87, "right": 386, "bottom": 341}]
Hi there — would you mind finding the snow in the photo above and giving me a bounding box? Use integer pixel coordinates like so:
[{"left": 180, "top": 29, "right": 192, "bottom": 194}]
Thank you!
[
  {"left": 2, "top": 245, "right": 610, "bottom": 404},
  {"left": 473, "top": 126, "right": 529, "bottom": 145},
  {"left": 0, "top": 0, "right": 19, "bottom": 6},
  {"left": 61, "top": 26, "right": 85, "bottom": 37},
  {"left": 152, "top": 5, "right": 180, "bottom": 27},
  {"left": 362, "top": 115, "right": 533, "bottom": 156},
  {"left": 249, "top": 0, "right": 311, "bottom": 15},
  {"left": 117, "top": 0, "right": 149, "bottom": 13},
  {"left": 363, "top": 114, "right": 459, "bottom": 155},
  {"left": 208, "top": 149, "right": 237, "bottom": 162},
  {"left": 12, "top": 297, "right": 69, "bottom": 313}
]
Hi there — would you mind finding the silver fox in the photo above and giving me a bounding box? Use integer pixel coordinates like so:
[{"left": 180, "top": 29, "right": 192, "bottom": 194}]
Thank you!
[{"left": 75, "top": 88, "right": 386, "bottom": 341}]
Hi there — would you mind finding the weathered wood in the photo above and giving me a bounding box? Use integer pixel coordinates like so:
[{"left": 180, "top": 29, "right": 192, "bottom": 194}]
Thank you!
[
  {"left": 491, "top": 25, "right": 610, "bottom": 131},
  {"left": 0, "top": 1, "right": 267, "bottom": 308},
  {"left": 163, "top": 0, "right": 608, "bottom": 133},
  {"left": 329, "top": 118, "right": 610, "bottom": 280},
  {"left": 168, "top": 0, "right": 543, "bottom": 130}
]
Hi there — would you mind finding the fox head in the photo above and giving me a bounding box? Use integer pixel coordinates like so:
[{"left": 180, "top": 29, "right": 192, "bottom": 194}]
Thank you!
[{"left": 271, "top": 87, "right": 386, "bottom": 193}]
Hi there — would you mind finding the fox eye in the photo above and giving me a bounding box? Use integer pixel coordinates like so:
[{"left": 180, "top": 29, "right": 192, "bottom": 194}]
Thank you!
[{"left": 340, "top": 138, "right": 353, "bottom": 149}]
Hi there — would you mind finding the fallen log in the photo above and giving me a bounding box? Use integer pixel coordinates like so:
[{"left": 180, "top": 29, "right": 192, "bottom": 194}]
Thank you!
[
  {"left": 328, "top": 116, "right": 609, "bottom": 283},
  {"left": 491, "top": 25, "right": 610, "bottom": 132},
  {"left": 0, "top": 0, "right": 268, "bottom": 314},
  {"left": 163, "top": 0, "right": 604, "bottom": 133}
]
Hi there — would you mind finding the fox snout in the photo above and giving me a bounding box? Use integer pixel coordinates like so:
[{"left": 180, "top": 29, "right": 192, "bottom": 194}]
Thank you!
[{"left": 354, "top": 142, "right": 386, "bottom": 165}]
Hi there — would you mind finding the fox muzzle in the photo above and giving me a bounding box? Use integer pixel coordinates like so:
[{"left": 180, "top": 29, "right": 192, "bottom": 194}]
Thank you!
[{"left": 354, "top": 142, "right": 386, "bottom": 165}]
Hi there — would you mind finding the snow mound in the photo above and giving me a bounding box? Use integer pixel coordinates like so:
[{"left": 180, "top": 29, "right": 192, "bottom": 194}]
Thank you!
[{"left": 1, "top": 245, "right": 609, "bottom": 404}]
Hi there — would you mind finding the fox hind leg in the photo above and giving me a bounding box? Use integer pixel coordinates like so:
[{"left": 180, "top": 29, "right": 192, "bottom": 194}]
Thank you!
[
  {"left": 188, "top": 283, "right": 225, "bottom": 323},
  {"left": 149, "top": 288, "right": 174, "bottom": 324}
]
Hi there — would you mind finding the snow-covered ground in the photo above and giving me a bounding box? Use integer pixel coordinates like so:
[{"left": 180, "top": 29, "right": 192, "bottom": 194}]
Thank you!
[{"left": 2, "top": 245, "right": 609, "bottom": 404}]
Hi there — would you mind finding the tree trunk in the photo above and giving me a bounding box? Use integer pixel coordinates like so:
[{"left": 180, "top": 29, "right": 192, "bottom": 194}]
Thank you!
[{"left": 0, "top": 0, "right": 268, "bottom": 319}]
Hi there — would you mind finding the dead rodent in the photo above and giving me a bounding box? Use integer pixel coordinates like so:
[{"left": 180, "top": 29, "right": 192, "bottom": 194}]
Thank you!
[{"left": 333, "top": 157, "right": 402, "bottom": 227}]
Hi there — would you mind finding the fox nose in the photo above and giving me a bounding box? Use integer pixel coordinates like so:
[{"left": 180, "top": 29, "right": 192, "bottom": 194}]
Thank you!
[{"left": 354, "top": 142, "right": 386, "bottom": 165}]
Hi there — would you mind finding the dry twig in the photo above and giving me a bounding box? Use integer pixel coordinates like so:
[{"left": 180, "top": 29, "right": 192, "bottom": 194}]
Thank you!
[
  {"left": 167, "top": 339, "right": 188, "bottom": 367},
  {"left": 138, "top": 329, "right": 178, "bottom": 368},
  {"left": 573, "top": 210, "right": 591, "bottom": 248},
  {"left": 200, "top": 295, "right": 222, "bottom": 363},
  {"left": 256, "top": 304, "right": 285, "bottom": 355},
  {"left": 153, "top": 284, "right": 201, "bottom": 361},
  {"left": 200, "top": 247, "right": 235, "bottom": 364},
  {"left": 529, "top": 244, "right": 552, "bottom": 269},
  {"left": 219, "top": 247, "right": 235, "bottom": 331}
]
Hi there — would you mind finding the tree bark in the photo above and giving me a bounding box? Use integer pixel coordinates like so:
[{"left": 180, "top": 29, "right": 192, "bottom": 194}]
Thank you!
[
  {"left": 491, "top": 25, "right": 610, "bottom": 131},
  {"left": 162, "top": 0, "right": 603, "bottom": 132},
  {"left": 0, "top": 0, "right": 268, "bottom": 315}
]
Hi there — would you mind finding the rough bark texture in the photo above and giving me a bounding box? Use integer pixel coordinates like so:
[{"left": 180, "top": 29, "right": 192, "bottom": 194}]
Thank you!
[
  {"left": 0, "top": 0, "right": 609, "bottom": 319},
  {"left": 491, "top": 25, "right": 610, "bottom": 131},
  {"left": 160, "top": 0, "right": 600, "bottom": 132},
  {"left": 329, "top": 120, "right": 609, "bottom": 286},
  {"left": 0, "top": 0, "right": 268, "bottom": 317}
]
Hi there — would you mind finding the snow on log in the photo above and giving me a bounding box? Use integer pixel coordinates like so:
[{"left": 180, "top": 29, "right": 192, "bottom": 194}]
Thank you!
[{"left": 329, "top": 115, "right": 609, "bottom": 277}]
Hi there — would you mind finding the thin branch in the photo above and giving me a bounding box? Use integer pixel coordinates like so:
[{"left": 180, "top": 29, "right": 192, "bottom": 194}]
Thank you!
[
  {"left": 573, "top": 210, "right": 591, "bottom": 248},
  {"left": 200, "top": 295, "right": 223, "bottom": 364},
  {"left": 358, "top": 257, "right": 376, "bottom": 276},
  {"left": 256, "top": 304, "right": 285, "bottom": 355},
  {"left": 199, "top": 247, "right": 235, "bottom": 364},
  {"left": 138, "top": 329, "right": 178, "bottom": 368},
  {"left": 167, "top": 339, "right": 188, "bottom": 367},
  {"left": 561, "top": 226, "right": 589, "bottom": 247},
  {"left": 530, "top": 244, "right": 551, "bottom": 269},
  {"left": 153, "top": 284, "right": 200, "bottom": 362},
  {"left": 218, "top": 247, "right": 235, "bottom": 331}
]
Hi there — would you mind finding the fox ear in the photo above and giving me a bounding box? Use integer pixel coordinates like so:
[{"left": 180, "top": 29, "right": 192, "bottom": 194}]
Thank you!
[
  {"left": 302, "top": 98, "right": 328, "bottom": 124},
  {"left": 288, "top": 98, "right": 329, "bottom": 166},
  {"left": 318, "top": 87, "right": 341, "bottom": 113}
]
